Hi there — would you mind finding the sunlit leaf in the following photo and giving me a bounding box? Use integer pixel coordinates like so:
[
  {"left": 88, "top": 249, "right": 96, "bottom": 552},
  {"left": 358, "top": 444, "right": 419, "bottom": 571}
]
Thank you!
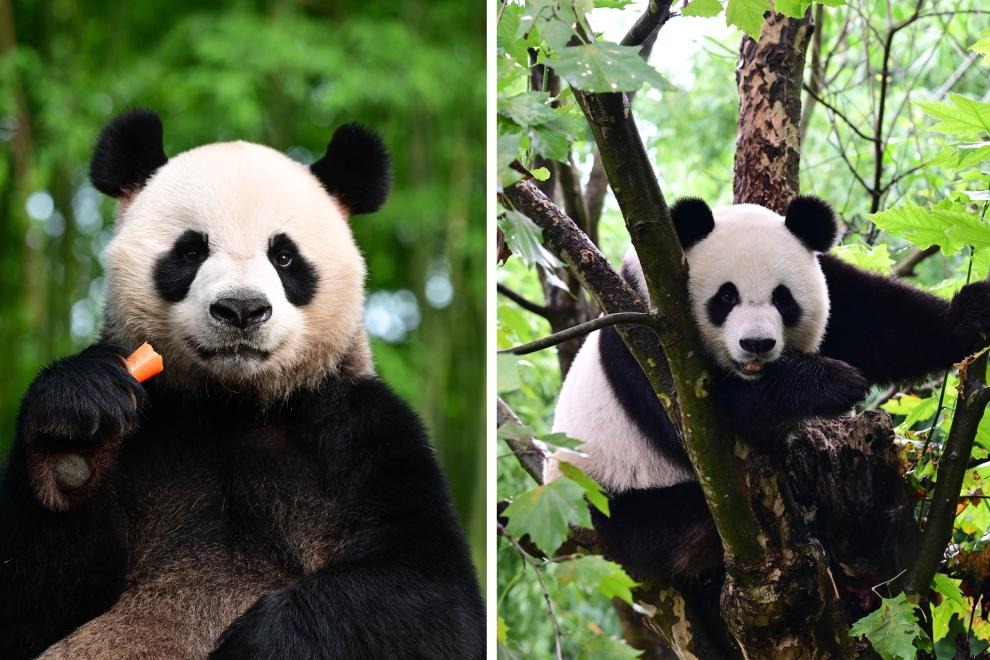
[
  {"left": 575, "top": 633, "right": 642, "bottom": 659},
  {"left": 831, "top": 244, "right": 893, "bottom": 274},
  {"left": 557, "top": 556, "right": 638, "bottom": 605},
  {"left": 775, "top": 0, "right": 812, "bottom": 19},
  {"left": 558, "top": 461, "right": 609, "bottom": 515},
  {"left": 551, "top": 41, "right": 668, "bottom": 93},
  {"left": 682, "top": 0, "right": 724, "bottom": 18},
  {"left": 725, "top": 0, "right": 770, "bottom": 40},
  {"left": 503, "top": 478, "right": 592, "bottom": 554},
  {"left": 916, "top": 94, "right": 990, "bottom": 136}
]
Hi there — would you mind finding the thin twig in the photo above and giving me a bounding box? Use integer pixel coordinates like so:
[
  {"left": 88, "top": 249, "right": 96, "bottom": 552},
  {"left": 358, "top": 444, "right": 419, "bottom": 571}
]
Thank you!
[
  {"left": 498, "top": 312, "right": 662, "bottom": 356},
  {"left": 497, "top": 283, "right": 551, "bottom": 318}
]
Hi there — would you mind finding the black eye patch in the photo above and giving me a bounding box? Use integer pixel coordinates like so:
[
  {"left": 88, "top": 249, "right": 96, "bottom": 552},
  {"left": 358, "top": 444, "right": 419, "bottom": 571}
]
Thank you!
[
  {"left": 268, "top": 233, "right": 318, "bottom": 306},
  {"left": 706, "top": 282, "right": 738, "bottom": 327},
  {"left": 154, "top": 230, "right": 210, "bottom": 302},
  {"left": 772, "top": 284, "right": 802, "bottom": 327}
]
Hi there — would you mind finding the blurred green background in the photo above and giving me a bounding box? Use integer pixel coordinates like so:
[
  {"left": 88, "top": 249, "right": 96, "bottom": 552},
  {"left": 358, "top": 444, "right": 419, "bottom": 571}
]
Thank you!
[{"left": 0, "top": 0, "right": 486, "bottom": 576}]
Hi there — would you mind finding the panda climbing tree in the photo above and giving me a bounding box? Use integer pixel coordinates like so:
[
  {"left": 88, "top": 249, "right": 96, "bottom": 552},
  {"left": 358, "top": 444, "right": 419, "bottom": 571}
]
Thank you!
[{"left": 497, "top": 1, "right": 990, "bottom": 658}]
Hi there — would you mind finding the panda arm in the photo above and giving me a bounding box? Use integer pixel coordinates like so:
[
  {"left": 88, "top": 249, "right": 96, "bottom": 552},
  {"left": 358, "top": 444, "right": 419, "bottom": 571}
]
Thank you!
[
  {"left": 0, "top": 345, "right": 136, "bottom": 658},
  {"left": 211, "top": 378, "right": 484, "bottom": 660},
  {"left": 818, "top": 254, "right": 990, "bottom": 385},
  {"left": 715, "top": 350, "right": 867, "bottom": 441}
]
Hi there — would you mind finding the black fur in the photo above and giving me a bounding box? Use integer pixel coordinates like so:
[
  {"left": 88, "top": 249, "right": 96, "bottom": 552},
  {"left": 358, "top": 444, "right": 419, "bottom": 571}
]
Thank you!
[
  {"left": 89, "top": 109, "right": 169, "bottom": 198},
  {"left": 706, "top": 282, "right": 738, "bottom": 327},
  {"left": 153, "top": 230, "right": 210, "bottom": 303},
  {"left": 592, "top": 237, "right": 990, "bottom": 584},
  {"left": 268, "top": 233, "right": 318, "bottom": 306},
  {"left": 818, "top": 254, "right": 990, "bottom": 384},
  {"left": 784, "top": 196, "right": 837, "bottom": 253},
  {"left": 0, "top": 347, "right": 484, "bottom": 658},
  {"left": 671, "top": 197, "right": 715, "bottom": 250},
  {"left": 772, "top": 284, "right": 802, "bottom": 327},
  {"left": 310, "top": 124, "right": 392, "bottom": 216}
]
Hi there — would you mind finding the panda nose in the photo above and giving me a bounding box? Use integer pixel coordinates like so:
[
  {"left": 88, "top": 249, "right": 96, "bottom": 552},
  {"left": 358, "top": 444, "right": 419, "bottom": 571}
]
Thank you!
[
  {"left": 740, "top": 337, "right": 776, "bottom": 354},
  {"left": 210, "top": 297, "right": 272, "bottom": 329}
]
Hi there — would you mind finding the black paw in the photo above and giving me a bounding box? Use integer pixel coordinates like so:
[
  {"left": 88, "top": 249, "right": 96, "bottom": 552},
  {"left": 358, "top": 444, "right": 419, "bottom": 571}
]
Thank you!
[
  {"left": 17, "top": 344, "right": 145, "bottom": 507},
  {"left": 950, "top": 281, "right": 990, "bottom": 353},
  {"left": 816, "top": 357, "right": 868, "bottom": 415}
]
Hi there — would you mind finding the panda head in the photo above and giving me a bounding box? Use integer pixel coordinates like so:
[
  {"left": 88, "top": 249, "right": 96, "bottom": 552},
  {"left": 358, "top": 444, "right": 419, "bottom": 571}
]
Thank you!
[
  {"left": 91, "top": 109, "right": 391, "bottom": 398},
  {"left": 671, "top": 197, "right": 837, "bottom": 380}
]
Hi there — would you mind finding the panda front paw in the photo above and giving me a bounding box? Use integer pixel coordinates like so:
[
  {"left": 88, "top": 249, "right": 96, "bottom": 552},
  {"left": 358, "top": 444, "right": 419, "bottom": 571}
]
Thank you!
[
  {"left": 17, "top": 344, "right": 145, "bottom": 510},
  {"left": 816, "top": 357, "right": 868, "bottom": 416},
  {"left": 950, "top": 281, "right": 990, "bottom": 354}
]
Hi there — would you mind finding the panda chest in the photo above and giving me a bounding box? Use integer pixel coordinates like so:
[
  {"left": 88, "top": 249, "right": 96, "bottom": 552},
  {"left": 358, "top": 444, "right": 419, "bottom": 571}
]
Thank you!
[{"left": 122, "top": 420, "right": 345, "bottom": 577}]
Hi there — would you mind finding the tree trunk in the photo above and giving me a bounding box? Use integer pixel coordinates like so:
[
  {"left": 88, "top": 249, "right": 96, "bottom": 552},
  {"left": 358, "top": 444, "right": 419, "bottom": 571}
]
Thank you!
[{"left": 734, "top": 11, "right": 814, "bottom": 212}]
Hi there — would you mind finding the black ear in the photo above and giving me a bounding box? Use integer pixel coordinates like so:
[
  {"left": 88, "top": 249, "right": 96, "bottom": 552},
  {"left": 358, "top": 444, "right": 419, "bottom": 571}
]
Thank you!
[
  {"left": 784, "top": 196, "right": 838, "bottom": 252},
  {"left": 89, "top": 109, "right": 168, "bottom": 198},
  {"left": 310, "top": 123, "right": 391, "bottom": 216},
  {"left": 670, "top": 197, "right": 715, "bottom": 250}
]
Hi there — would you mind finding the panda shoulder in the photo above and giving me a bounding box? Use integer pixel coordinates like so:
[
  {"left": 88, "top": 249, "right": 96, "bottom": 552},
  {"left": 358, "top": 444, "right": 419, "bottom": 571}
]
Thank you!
[{"left": 308, "top": 377, "right": 436, "bottom": 467}]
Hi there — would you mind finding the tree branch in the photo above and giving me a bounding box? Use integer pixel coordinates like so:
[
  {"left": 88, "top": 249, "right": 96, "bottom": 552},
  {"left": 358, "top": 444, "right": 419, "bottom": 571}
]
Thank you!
[
  {"left": 496, "top": 397, "right": 547, "bottom": 484},
  {"left": 496, "top": 283, "right": 551, "bottom": 318},
  {"left": 499, "top": 312, "right": 662, "bottom": 356},
  {"left": 904, "top": 348, "right": 990, "bottom": 597},
  {"left": 893, "top": 245, "right": 939, "bottom": 278}
]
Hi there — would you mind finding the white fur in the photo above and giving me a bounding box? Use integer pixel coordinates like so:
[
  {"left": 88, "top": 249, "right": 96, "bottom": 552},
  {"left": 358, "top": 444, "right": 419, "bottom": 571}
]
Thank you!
[
  {"left": 688, "top": 204, "right": 829, "bottom": 375},
  {"left": 549, "top": 203, "right": 830, "bottom": 492},
  {"left": 547, "top": 331, "right": 696, "bottom": 489},
  {"left": 104, "top": 141, "right": 372, "bottom": 400}
]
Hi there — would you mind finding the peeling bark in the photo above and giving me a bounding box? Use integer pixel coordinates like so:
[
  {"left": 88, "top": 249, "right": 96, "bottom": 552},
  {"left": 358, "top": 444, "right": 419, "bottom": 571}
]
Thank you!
[{"left": 734, "top": 11, "right": 814, "bottom": 212}]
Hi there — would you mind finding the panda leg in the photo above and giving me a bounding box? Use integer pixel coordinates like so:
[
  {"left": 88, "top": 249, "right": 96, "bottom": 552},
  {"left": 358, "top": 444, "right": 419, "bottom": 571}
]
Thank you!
[
  {"left": 592, "top": 483, "right": 723, "bottom": 584},
  {"left": 210, "top": 560, "right": 486, "bottom": 659}
]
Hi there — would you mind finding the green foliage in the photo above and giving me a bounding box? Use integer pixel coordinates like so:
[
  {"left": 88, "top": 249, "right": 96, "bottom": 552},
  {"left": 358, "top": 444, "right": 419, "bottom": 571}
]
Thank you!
[
  {"left": 556, "top": 555, "right": 638, "bottom": 605},
  {"left": 849, "top": 593, "right": 933, "bottom": 660},
  {"left": 551, "top": 42, "right": 668, "bottom": 93},
  {"left": 503, "top": 476, "right": 592, "bottom": 555}
]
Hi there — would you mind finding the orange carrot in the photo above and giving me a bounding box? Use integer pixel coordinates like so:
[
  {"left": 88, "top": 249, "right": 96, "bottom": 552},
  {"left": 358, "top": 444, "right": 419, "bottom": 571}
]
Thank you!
[{"left": 125, "top": 342, "right": 164, "bottom": 383}]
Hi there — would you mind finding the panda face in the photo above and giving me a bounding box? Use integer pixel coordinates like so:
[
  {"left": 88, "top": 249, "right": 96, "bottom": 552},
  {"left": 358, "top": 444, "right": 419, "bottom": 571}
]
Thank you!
[
  {"left": 104, "top": 141, "right": 368, "bottom": 396},
  {"left": 683, "top": 203, "right": 833, "bottom": 380}
]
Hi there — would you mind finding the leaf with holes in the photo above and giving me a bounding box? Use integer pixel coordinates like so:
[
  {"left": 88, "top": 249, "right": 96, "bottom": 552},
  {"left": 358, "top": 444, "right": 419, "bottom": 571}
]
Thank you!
[
  {"left": 503, "top": 478, "right": 591, "bottom": 554},
  {"left": 725, "top": 0, "right": 770, "bottom": 40},
  {"left": 551, "top": 41, "right": 667, "bottom": 93}
]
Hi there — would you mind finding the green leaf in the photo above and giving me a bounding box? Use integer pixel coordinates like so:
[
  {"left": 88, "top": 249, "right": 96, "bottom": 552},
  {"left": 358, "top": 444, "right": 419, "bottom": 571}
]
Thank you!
[
  {"left": 831, "top": 244, "right": 893, "bottom": 274},
  {"left": 971, "top": 33, "right": 990, "bottom": 66},
  {"left": 916, "top": 94, "right": 990, "bottom": 136},
  {"left": 551, "top": 41, "right": 667, "bottom": 93},
  {"left": 931, "top": 574, "right": 968, "bottom": 642},
  {"left": 498, "top": 354, "right": 522, "bottom": 393},
  {"left": 775, "top": 0, "right": 811, "bottom": 18},
  {"left": 557, "top": 555, "right": 639, "bottom": 606},
  {"left": 941, "top": 210, "right": 990, "bottom": 248},
  {"left": 503, "top": 478, "right": 592, "bottom": 554},
  {"left": 498, "top": 210, "right": 564, "bottom": 270},
  {"left": 595, "top": 0, "right": 636, "bottom": 7},
  {"left": 531, "top": 166, "right": 551, "bottom": 181},
  {"left": 539, "top": 431, "right": 583, "bottom": 451},
  {"left": 576, "top": 634, "right": 642, "bottom": 659},
  {"left": 682, "top": 0, "right": 724, "bottom": 18},
  {"left": 498, "top": 91, "right": 558, "bottom": 127},
  {"left": 868, "top": 203, "right": 960, "bottom": 253},
  {"left": 498, "top": 132, "right": 525, "bottom": 189},
  {"left": 558, "top": 461, "right": 610, "bottom": 515},
  {"left": 497, "top": 616, "right": 509, "bottom": 644},
  {"left": 849, "top": 592, "right": 931, "bottom": 660},
  {"left": 725, "top": 0, "right": 770, "bottom": 40}
]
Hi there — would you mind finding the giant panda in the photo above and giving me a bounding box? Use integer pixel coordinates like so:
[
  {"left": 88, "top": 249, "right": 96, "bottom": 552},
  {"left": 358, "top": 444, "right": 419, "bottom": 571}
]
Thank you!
[
  {"left": 549, "top": 196, "right": 990, "bottom": 584},
  {"left": 0, "top": 109, "right": 485, "bottom": 659}
]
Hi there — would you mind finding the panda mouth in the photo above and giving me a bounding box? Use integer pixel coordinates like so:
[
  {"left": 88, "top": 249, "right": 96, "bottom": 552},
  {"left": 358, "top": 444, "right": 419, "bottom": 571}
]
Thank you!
[
  {"left": 195, "top": 344, "right": 272, "bottom": 361},
  {"left": 734, "top": 360, "right": 765, "bottom": 376}
]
